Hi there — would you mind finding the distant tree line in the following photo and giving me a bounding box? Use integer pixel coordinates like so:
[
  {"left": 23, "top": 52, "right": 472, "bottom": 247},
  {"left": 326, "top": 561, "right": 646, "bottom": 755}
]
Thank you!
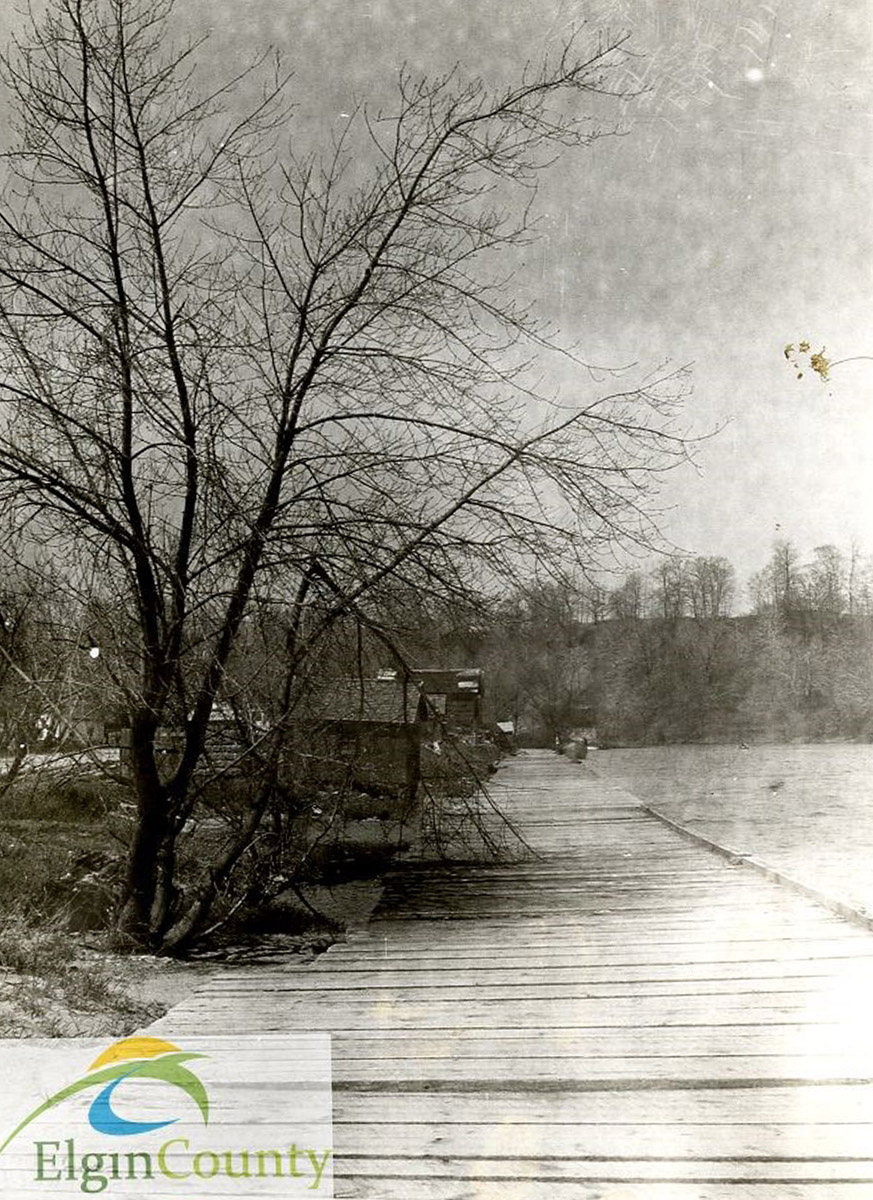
[
  {"left": 469, "top": 541, "right": 873, "bottom": 747},
  {"left": 4, "top": 540, "right": 871, "bottom": 763}
]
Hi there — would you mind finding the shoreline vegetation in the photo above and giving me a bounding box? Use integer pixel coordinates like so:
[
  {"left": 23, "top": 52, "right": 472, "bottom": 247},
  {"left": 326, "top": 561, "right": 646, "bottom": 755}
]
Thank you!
[
  {"left": 0, "top": 889, "right": 379, "bottom": 1040},
  {"left": 0, "top": 764, "right": 388, "bottom": 1038}
]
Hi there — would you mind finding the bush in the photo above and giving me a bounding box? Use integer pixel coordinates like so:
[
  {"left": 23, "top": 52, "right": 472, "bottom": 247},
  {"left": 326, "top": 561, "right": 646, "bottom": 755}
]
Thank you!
[
  {"left": 0, "top": 911, "right": 162, "bottom": 1035},
  {"left": 0, "top": 773, "right": 127, "bottom": 823},
  {"left": 0, "top": 825, "right": 87, "bottom": 917}
]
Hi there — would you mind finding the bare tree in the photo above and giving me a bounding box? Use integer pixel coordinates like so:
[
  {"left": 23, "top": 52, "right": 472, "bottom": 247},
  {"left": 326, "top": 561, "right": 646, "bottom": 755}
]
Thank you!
[
  {"left": 578, "top": 581, "right": 610, "bottom": 624},
  {"left": 0, "top": 564, "right": 50, "bottom": 794},
  {"left": 686, "top": 555, "right": 734, "bottom": 619},
  {"left": 847, "top": 541, "right": 873, "bottom": 618},
  {"left": 608, "top": 571, "right": 647, "bottom": 621},
  {"left": 749, "top": 540, "right": 805, "bottom": 624},
  {"left": 0, "top": 0, "right": 693, "bottom": 949},
  {"left": 804, "top": 545, "right": 847, "bottom": 625},
  {"left": 650, "top": 556, "right": 687, "bottom": 619}
]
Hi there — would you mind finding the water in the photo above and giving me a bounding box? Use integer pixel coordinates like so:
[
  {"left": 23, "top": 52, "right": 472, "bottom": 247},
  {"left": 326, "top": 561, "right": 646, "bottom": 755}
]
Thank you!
[{"left": 589, "top": 743, "right": 873, "bottom": 916}]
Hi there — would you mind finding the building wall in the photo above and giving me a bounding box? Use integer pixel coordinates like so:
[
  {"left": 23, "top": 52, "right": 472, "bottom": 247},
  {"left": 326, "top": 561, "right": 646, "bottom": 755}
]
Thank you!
[{"left": 297, "top": 720, "right": 420, "bottom": 806}]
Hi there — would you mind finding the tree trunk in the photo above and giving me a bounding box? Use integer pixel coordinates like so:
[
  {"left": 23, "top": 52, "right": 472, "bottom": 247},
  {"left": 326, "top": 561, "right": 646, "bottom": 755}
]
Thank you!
[
  {"left": 160, "top": 782, "right": 273, "bottom": 952},
  {"left": 0, "top": 740, "right": 27, "bottom": 801},
  {"left": 114, "top": 714, "right": 168, "bottom": 947},
  {"left": 151, "top": 831, "right": 180, "bottom": 939}
]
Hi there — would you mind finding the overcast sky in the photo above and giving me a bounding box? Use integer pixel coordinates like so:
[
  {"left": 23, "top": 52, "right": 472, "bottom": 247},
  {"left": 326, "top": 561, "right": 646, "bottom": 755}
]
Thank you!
[
  {"left": 185, "top": 0, "right": 873, "bottom": 588},
  {"left": 3, "top": 0, "right": 870, "bottom": 592}
]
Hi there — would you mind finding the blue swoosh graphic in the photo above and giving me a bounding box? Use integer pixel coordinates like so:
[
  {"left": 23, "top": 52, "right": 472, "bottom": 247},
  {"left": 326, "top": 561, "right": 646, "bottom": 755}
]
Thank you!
[{"left": 88, "top": 1071, "right": 178, "bottom": 1137}]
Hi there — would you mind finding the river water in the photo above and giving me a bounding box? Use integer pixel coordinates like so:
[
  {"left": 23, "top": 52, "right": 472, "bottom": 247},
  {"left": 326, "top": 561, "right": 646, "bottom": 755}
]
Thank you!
[{"left": 589, "top": 742, "right": 873, "bottom": 918}]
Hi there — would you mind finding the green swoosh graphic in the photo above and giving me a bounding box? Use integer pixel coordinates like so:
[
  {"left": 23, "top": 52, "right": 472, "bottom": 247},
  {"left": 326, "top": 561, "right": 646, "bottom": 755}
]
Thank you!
[
  {"left": 0, "top": 1052, "right": 208, "bottom": 1155},
  {"left": 131, "top": 1057, "right": 210, "bottom": 1127}
]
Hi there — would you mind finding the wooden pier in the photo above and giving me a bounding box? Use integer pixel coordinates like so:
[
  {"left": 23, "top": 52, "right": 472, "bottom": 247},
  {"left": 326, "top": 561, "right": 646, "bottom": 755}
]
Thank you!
[{"left": 151, "top": 750, "right": 873, "bottom": 1198}]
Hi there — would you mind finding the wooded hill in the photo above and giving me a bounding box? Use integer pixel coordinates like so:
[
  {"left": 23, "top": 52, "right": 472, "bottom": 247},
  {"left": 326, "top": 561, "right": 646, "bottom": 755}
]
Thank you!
[{"left": 471, "top": 542, "right": 873, "bottom": 747}]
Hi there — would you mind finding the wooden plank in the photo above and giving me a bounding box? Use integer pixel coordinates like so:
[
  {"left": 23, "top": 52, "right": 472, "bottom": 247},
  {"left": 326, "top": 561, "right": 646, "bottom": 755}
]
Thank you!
[
  {"left": 304, "top": 957, "right": 873, "bottom": 981},
  {"left": 323, "top": 1027, "right": 873, "bottom": 1057},
  {"left": 332, "top": 1120, "right": 873, "bottom": 1159},
  {"left": 337, "top": 1155, "right": 873, "bottom": 1182},
  {"left": 196, "top": 977, "right": 867, "bottom": 1000},
  {"left": 171, "top": 990, "right": 873, "bottom": 1019},
  {"left": 299, "top": 942, "right": 873, "bottom": 966},
  {"left": 206, "top": 951, "right": 873, "bottom": 981},
  {"left": 327, "top": 1058, "right": 873, "bottom": 1086},
  {"left": 343, "top": 932, "right": 871, "bottom": 953},
  {"left": 348, "top": 916, "right": 867, "bottom": 938},
  {"left": 160, "top": 1022, "right": 873, "bottom": 1045},
  {"left": 334, "top": 1182, "right": 873, "bottom": 1199},
  {"left": 333, "top": 1085, "right": 873, "bottom": 1124},
  {"left": 166, "top": 1001, "right": 873, "bottom": 1039}
]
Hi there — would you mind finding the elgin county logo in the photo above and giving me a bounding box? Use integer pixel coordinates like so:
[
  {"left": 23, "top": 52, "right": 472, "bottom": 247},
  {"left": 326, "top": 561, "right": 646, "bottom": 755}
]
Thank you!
[{"left": 0, "top": 1036, "right": 332, "bottom": 1193}]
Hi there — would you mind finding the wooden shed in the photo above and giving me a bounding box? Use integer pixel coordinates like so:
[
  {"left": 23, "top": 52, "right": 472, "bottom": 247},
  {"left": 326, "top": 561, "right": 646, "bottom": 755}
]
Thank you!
[
  {"left": 409, "top": 668, "right": 484, "bottom": 730},
  {"left": 291, "top": 675, "right": 428, "bottom": 803}
]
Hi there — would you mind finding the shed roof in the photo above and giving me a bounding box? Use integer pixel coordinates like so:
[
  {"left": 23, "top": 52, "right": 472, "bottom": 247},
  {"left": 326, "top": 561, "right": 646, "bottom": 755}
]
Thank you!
[
  {"left": 295, "top": 677, "right": 424, "bottom": 726},
  {"left": 410, "top": 668, "right": 483, "bottom": 696}
]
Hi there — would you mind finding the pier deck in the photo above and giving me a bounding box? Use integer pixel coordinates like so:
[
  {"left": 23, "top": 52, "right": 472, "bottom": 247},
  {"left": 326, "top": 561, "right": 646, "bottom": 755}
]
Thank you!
[{"left": 151, "top": 750, "right": 873, "bottom": 1198}]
